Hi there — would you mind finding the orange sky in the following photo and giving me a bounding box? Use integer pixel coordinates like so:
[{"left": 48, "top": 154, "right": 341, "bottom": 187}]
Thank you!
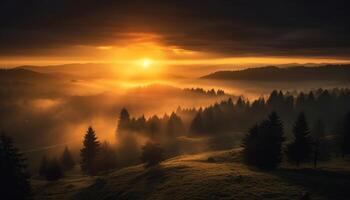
[{"left": 1, "top": 32, "right": 349, "bottom": 70}]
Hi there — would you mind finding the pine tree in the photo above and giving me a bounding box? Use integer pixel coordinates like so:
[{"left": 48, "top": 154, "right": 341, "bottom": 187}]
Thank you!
[
  {"left": 263, "top": 112, "right": 285, "bottom": 169},
  {"left": 0, "top": 133, "right": 31, "bottom": 199},
  {"left": 167, "top": 112, "right": 185, "bottom": 137},
  {"left": 117, "top": 108, "right": 130, "bottom": 133},
  {"left": 80, "top": 127, "right": 101, "bottom": 175},
  {"left": 242, "top": 112, "right": 284, "bottom": 170},
  {"left": 286, "top": 112, "right": 312, "bottom": 167},
  {"left": 60, "top": 146, "right": 75, "bottom": 171},
  {"left": 242, "top": 124, "right": 259, "bottom": 166},
  {"left": 148, "top": 115, "right": 161, "bottom": 139},
  {"left": 190, "top": 112, "right": 204, "bottom": 135}
]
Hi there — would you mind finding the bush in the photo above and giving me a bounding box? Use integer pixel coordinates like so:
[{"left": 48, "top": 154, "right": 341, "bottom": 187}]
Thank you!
[{"left": 140, "top": 142, "right": 163, "bottom": 167}]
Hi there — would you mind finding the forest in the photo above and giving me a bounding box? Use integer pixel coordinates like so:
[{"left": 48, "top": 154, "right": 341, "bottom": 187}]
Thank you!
[{"left": 2, "top": 87, "right": 350, "bottom": 199}]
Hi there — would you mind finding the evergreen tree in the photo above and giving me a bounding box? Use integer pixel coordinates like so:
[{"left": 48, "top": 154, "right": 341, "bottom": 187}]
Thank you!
[
  {"left": 286, "top": 112, "right": 312, "bottom": 167},
  {"left": 242, "top": 124, "right": 259, "bottom": 166},
  {"left": 0, "top": 133, "right": 31, "bottom": 199},
  {"left": 263, "top": 112, "right": 285, "bottom": 169},
  {"left": 338, "top": 111, "right": 350, "bottom": 158},
  {"left": 242, "top": 112, "right": 284, "bottom": 170},
  {"left": 80, "top": 127, "right": 101, "bottom": 175},
  {"left": 311, "top": 119, "right": 329, "bottom": 168},
  {"left": 167, "top": 112, "right": 186, "bottom": 137},
  {"left": 39, "top": 155, "right": 48, "bottom": 177},
  {"left": 60, "top": 146, "right": 75, "bottom": 171},
  {"left": 190, "top": 112, "right": 204, "bottom": 135},
  {"left": 148, "top": 115, "right": 161, "bottom": 139},
  {"left": 117, "top": 108, "right": 130, "bottom": 133}
]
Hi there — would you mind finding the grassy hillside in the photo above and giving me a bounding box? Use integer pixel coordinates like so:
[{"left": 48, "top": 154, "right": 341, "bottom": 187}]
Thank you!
[{"left": 32, "top": 149, "right": 350, "bottom": 200}]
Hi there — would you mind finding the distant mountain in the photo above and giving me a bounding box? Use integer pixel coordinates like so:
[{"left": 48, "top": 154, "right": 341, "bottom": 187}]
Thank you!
[
  {"left": 201, "top": 64, "right": 350, "bottom": 82},
  {"left": 0, "top": 68, "right": 54, "bottom": 81},
  {"left": 17, "top": 63, "right": 120, "bottom": 79}
]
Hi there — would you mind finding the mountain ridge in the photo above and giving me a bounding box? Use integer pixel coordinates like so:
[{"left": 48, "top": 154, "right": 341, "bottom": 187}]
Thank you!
[{"left": 201, "top": 64, "right": 350, "bottom": 81}]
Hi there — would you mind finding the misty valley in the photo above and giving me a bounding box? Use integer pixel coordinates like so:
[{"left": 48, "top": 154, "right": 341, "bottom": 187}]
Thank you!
[
  {"left": 1, "top": 65, "right": 350, "bottom": 200},
  {"left": 2, "top": 1, "right": 350, "bottom": 200}
]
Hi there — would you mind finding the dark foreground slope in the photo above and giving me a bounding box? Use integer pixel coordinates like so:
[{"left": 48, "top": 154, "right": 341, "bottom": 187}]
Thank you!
[
  {"left": 32, "top": 149, "right": 350, "bottom": 200},
  {"left": 202, "top": 65, "right": 350, "bottom": 82}
]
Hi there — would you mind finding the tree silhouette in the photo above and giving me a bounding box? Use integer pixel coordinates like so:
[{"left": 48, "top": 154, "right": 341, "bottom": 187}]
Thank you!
[
  {"left": 0, "top": 133, "right": 31, "bottom": 199},
  {"left": 190, "top": 111, "right": 205, "bottom": 135},
  {"left": 311, "top": 119, "right": 329, "bottom": 168},
  {"left": 60, "top": 146, "right": 75, "bottom": 171},
  {"left": 286, "top": 112, "right": 312, "bottom": 167},
  {"left": 147, "top": 115, "right": 161, "bottom": 139},
  {"left": 117, "top": 108, "right": 130, "bottom": 133},
  {"left": 167, "top": 112, "right": 185, "bottom": 137},
  {"left": 140, "top": 142, "right": 163, "bottom": 168},
  {"left": 242, "top": 124, "right": 259, "bottom": 166},
  {"left": 242, "top": 112, "right": 284, "bottom": 170},
  {"left": 263, "top": 112, "right": 285, "bottom": 169},
  {"left": 80, "top": 127, "right": 101, "bottom": 175}
]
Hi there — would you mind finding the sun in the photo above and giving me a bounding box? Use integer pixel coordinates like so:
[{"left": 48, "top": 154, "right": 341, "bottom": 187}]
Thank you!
[{"left": 141, "top": 58, "right": 152, "bottom": 69}]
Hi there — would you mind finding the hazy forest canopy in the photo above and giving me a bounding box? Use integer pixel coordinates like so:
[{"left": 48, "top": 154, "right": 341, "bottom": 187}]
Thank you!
[
  {"left": 1, "top": 65, "right": 350, "bottom": 167},
  {"left": 1, "top": 63, "right": 350, "bottom": 199}
]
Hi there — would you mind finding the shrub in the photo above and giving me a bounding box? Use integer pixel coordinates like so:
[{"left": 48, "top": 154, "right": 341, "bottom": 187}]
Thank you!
[{"left": 140, "top": 142, "right": 163, "bottom": 167}]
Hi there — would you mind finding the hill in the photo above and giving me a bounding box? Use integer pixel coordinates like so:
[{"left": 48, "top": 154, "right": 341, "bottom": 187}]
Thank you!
[
  {"left": 201, "top": 65, "right": 350, "bottom": 82},
  {"left": 0, "top": 68, "right": 55, "bottom": 82},
  {"left": 15, "top": 63, "right": 117, "bottom": 79},
  {"left": 32, "top": 149, "right": 350, "bottom": 200}
]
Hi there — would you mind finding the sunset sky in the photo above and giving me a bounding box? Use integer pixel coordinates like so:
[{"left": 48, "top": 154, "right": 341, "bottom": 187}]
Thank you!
[{"left": 1, "top": 1, "right": 350, "bottom": 67}]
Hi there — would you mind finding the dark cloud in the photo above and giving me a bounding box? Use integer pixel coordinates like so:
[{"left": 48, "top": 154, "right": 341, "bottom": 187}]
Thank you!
[{"left": 1, "top": 0, "right": 350, "bottom": 58}]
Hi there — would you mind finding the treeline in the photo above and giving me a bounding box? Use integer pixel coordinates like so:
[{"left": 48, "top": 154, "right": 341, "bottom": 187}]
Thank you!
[
  {"left": 183, "top": 88, "right": 226, "bottom": 96},
  {"left": 190, "top": 88, "right": 350, "bottom": 136},
  {"left": 117, "top": 108, "right": 186, "bottom": 139},
  {"left": 242, "top": 111, "right": 350, "bottom": 170},
  {"left": 116, "top": 88, "right": 350, "bottom": 141},
  {"left": 115, "top": 88, "right": 350, "bottom": 169}
]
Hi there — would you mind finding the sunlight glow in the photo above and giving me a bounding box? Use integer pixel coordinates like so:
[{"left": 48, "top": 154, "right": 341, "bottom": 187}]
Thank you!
[{"left": 141, "top": 58, "right": 152, "bottom": 69}]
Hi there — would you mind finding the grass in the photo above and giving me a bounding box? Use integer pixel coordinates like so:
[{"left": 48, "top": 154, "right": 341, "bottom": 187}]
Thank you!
[{"left": 32, "top": 149, "right": 350, "bottom": 200}]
